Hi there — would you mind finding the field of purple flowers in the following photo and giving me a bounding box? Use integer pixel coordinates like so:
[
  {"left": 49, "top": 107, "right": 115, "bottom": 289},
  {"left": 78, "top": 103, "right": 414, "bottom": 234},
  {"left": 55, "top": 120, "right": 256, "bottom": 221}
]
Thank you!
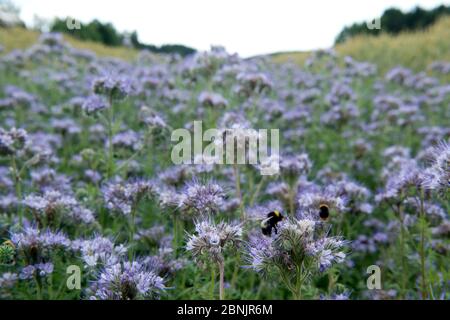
[{"left": 0, "top": 33, "right": 449, "bottom": 300}]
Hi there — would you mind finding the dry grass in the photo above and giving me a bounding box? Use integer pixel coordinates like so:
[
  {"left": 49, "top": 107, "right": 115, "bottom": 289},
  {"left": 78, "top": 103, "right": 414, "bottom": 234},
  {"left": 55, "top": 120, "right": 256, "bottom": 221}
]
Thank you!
[
  {"left": 0, "top": 27, "right": 138, "bottom": 60},
  {"left": 2, "top": 17, "right": 450, "bottom": 71},
  {"left": 271, "top": 51, "right": 311, "bottom": 66},
  {"left": 0, "top": 27, "right": 40, "bottom": 52},
  {"left": 271, "top": 16, "right": 450, "bottom": 73}
]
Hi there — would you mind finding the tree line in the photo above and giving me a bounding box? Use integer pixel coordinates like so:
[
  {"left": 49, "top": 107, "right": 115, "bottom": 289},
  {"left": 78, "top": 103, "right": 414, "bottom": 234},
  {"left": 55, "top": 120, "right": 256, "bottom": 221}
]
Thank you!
[
  {"left": 50, "top": 18, "right": 196, "bottom": 56},
  {"left": 335, "top": 5, "right": 450, "bottom": 44}
]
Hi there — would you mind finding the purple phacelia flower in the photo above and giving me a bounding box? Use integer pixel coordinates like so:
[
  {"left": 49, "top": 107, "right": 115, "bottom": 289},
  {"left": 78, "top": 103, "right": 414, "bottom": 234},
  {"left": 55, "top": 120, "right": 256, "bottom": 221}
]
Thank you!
[
  {"left": 102, "top": 180, "right": 154, "bottom": 216},
  {"left": 92, "top": 75, "right": 134, "bottom": 100},
  {"left": 82, "top": 95, "right": 109, "bottom": 115},
  {"left": 88, "top": 260, "right": 165, "bottom": 300},
  {"left": 178, "top": 179, "right": 226, "bottom": 216},
  {"left": 72, "top": 236, "right": 127, "bottom": 267},
  {"left": 186, "top": 219, "right": 242, "bottom": 264}
]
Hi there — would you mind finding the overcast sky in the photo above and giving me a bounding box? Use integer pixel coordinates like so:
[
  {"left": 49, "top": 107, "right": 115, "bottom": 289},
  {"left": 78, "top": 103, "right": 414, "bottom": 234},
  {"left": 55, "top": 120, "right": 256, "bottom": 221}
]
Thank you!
[{"left": 13, "top": 0, "right": 448, "bottom": 57}]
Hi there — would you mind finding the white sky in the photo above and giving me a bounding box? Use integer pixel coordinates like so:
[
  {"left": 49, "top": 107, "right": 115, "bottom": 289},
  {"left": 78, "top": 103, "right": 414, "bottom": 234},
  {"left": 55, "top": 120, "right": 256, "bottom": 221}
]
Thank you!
[{"left": 13, "top": 0, "right": 448, "bottom": 57}]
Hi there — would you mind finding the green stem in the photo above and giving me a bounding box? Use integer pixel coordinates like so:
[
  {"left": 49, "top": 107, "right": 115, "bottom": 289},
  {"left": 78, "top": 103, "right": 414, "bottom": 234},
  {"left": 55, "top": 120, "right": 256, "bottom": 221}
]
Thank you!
[
  {"left": 34, "top": 275, "right": 43, "bottom": 300},
  {"left": 107, "top": 94, "right": 114, "bottom": 178},
  {"left": 256, "top": 279, "right": 265, "bottom": 299},
  {"left": 398, "top": 203, "right": 407, "bottom": 299},
  {"left": 11, "top": 155, "right": 23, "bottom": 225},
  {"left": 328, "top": 271, "right": 335, "bottom": 294},
  {"left": 249, "top": 176, "right": 265, "bottom": 206},
  {"left": 210, "top": 267, "right": 216, "bottom": 300},
  {"left": 54, "top": 274, "right": 69, "bottom": 299},
  {"left": 114, "top": 132, "right": 151, "bottom": 175},
  {"left": 233, "top": 163, "right": 245, "bottom": 220},
  {"left": 294, "top": 266, "right": 304, "bottom": 300},
  {"left": 129, "top": 207, "right": 136, "bottom": 244},
  {"left": 219, "top": 261, "right": 225, "bottom": 300},
  {"left": 288, "top": 185, "right": 296, "bottom": 216},
  {"left": 114, "top": 147, "right": 142, "bottom": 174},
  {"left": 419, "top": 189, "right": 427, "bottom": 300},
  {"left": 173, "top": 216, "right": 183, "bottom": 257},
  {"left": 280, "top": 268, "right": 296, "bottom": 297},
  {"left": 230, "top": 252, "right": 241, "bottom": 289}
]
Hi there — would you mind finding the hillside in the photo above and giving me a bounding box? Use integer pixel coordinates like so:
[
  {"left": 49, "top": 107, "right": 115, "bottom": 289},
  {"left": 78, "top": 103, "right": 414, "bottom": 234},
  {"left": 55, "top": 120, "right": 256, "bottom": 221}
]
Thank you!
[
  {"left": 0, "top": 26, "right": 138, "bottom": 60},
  {"left": 1, "top": 16, "right": 450, "bottom": 72},
  {"left": 271, "top": 16, "right": 450, "bottom": 73}
]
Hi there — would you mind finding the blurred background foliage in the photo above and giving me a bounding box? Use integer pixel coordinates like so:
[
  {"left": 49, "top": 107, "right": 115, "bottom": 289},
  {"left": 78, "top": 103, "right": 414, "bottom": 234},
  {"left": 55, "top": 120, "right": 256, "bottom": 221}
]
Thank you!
[
  {"left": 0, "top": 0, "right": 196, "bottom": 57},
  {"left": 1, "top": 1, "right": 449, "bottom": 70},
  {"left": 50, "top": 18, "right": 196, "bottom": 56},
  {"left": 271, "top": 15, "right": 450, "bottom": 74},
  {"left": 335, "top": 5, "right": 450, "bottom": 44}
]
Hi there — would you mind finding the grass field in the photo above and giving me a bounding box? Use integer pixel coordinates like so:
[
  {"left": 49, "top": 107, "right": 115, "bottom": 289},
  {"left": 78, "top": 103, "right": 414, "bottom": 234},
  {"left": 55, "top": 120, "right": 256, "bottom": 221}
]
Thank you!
[
  {"left": 2, "top": 16, "right": 450, "bottom": 70},
  {"left": 271, "top": 16, "right": 450, "bottom": 73}
]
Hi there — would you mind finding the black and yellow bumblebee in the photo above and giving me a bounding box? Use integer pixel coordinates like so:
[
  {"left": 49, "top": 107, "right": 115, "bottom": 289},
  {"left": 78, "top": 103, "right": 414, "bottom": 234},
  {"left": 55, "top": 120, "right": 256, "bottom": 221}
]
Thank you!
[
  {"left": 319, "top": 204, "right": 330, "bottom": 221},
  {"left": 261, "top": 210, "right": 284, "bottom": 236}
]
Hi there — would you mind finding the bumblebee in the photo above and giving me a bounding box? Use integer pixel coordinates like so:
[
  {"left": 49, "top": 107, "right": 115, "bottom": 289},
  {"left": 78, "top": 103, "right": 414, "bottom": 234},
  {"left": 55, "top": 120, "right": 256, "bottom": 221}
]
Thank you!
[
  {"left": 261, "top": 210, "right": 284, "bottom": 236},
  {"left": 319, "top": 204, "right": 330, "bottom": 221}
]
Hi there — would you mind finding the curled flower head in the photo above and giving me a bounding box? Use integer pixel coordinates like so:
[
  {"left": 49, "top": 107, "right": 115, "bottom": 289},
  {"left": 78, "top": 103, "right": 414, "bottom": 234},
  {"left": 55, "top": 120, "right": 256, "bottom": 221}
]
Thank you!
[
  {"left": 110, "top": 130, "right": 141, "bottom": 151},
  {"left": 23, "top": 190, "right": 76, "bottom": 214},
  {"left": 198, "top": 91, "right": 228, "bottom": 108},
  {"left": 236, "top": 72, "right": 272, "bottom": 96},
  {"left": 142, "top": 246, "right": 187, "bottom": 278},
  {"left": 139, "top": 106, "right": 167, "bottom": 130},
  {"left": 308, "top": 237, "right": 347, "bottom": 272},
  {"left": 23, "top": 190, "right": 95, "bottom": 226},
  {"left": 92, "top": 75, "right": 134, "bottom": 100},
  {"left": 246, "top": 217, "right": 347, "bottom": 279},
  {"left": 376, "top": 153, "right": 430, "bottom": 204},
  {"left": 218, "top": 111, "right": 252, "bottom": 130},
  {"left": 103, "top": 179, "right": 154, "bottom": 216},
  {"left": 19, "top": 265, "right": 36, "bottom": 280},
  {"left": 186, "top": 219, "right": 242, "bottom": 264},
  {"left": 403, "top": 197, "right": 446, "bottom": 221},
  {"left": 88, "top": 260, "right": 165, "bottom": 300},
  {"left": 178, "top": 180, "right": 225, "bottom": 216},
  {"left": 72, "top": 236, "right": 127, "bottom": 268},
  {"left": 424, "top": 141, "right": 450, "bottom": 196},
  {"left": 279, "top": 153, "right": 312, "bottom": 185},
  {"left": 134, "top": 225, "right": 169, "bottom": 247},
  {"left": 82, "top": 95, "right": 109, "bottom": 115},
  {"left": 20, "top": 263, "right": 54, "bottom": 279},
  {"left": 0, "top": 272, "right": 18, "bottom": 289},
  {"left": 0, "top": 127, "right": 28, "bottom": 156},
  {"left": 158, "top": 165, "right": 193, "bottom": 188},
  {"left": 329, "top": 179, "right": 372, "bottom": 214},
  {"left": 3, "top": 85, "right": 35, "bottom": 108},
  {"left": 245, "top": 232, "right": 276, "bottom": 275},
  {"left": 11, "top": 226, "right": 70, "bottom": 264},
  {"left": 38, "top": 32, "right": 65, "bottom": 48}
]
